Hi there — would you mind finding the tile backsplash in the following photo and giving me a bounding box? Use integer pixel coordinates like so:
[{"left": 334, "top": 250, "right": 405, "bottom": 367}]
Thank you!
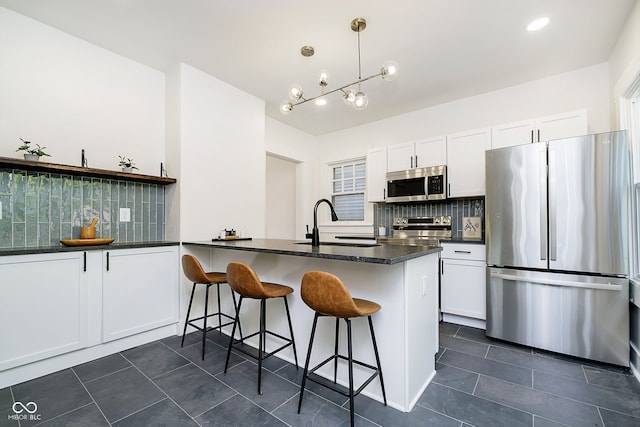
[
  {"left": 374, "top": 197, "right": 485, "bottom": 239},
  {"left": 0, "top": 168, "right": 165, "bottom": 248}
]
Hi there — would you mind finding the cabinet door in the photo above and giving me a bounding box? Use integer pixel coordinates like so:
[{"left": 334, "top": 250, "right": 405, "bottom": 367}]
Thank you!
[
  {"left": 0, "top": 252, "right": 88, "bottom": 371},
  {"left": 103, "top": 246, "right": 179, "bottom": 342},
  {"left": 491, "top": 119, "right": 535, "bottom": 149},
  {"left": 440, "top": 258, "right": 486, "bottom": 320},
  {"left": 446, "top": 128, "right": 491, "bottom": 197},
  {"left": 415, "top": 137, "right": 446, "bottom": 167},
  {"left": 535, "top": 109, "right": 587, "bottom": 142},
  {"left": 367, "top": 146, "right": 387, "bottom": 202},
  {"left": 387, "top": 141, "right": 415, "bottom": 172}
]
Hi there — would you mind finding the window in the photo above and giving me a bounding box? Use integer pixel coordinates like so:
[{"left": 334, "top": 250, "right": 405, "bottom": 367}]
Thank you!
[{"left": 331, "top": 159, "right": 366, "bottom": 221}]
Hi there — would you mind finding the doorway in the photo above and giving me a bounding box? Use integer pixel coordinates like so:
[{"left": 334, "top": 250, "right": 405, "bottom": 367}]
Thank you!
[{"left": 266, "top": 154, "right": 297, "bottom": 239}]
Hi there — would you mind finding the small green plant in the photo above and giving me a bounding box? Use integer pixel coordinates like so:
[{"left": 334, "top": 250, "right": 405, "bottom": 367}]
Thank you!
[
  {"left": 16, "top": 138, "right": 51, "bottom": 157},
  {"left": 118, "top": 155, "right": 138, "bottom": 170}
]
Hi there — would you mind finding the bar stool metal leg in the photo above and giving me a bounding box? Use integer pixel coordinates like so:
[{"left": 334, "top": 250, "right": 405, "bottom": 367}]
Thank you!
[
  {"left": 369, "top": 316, "right": 387, "bottom": 405},
  {"left": 224, "top": 296, "right": 243, "bottom": 374},
  {"left": 258, "top": 299, "right": 266, "bottom": 394},
  {"left": 346, "top": 318, "right": 355, "bottom": 427},
  {"left": 283, "top": 296, "right": 299, "bottom": 367},
  {"left": 333, "top": 318, "right": 340, "bottom": 383},
  {"left": 298, "top": 312, "right": 319, "bottom": 413},
  {"left": 201, "top": 284, "right": 210, "bottom": 360},
  {"left": 181, "top": 283, "right": 197, "bottom": 347}
]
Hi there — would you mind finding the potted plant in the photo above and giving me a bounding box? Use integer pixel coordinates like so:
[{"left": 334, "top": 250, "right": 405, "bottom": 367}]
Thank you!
[
  {"left": 118, "top": 155, "right": 138, "bottom": 173},
  {"left": 16, "top": 138, "right": 51, "bottom": 161}
]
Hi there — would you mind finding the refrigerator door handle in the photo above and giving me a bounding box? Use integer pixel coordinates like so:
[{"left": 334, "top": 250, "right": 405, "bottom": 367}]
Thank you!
[
  {"left": 539, "top": 149, "right": 548, "bottom": 261},
  {"left": 548, "top": 148, "right": 557, "bottom": 261},
  {"left": 489, "top": 272, "right": 623, "bottom": 291}
]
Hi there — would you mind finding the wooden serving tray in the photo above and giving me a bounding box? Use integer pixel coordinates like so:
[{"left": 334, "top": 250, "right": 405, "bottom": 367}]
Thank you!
[{"left": 60, "top": 238, "right": 115, "bottom": 247}]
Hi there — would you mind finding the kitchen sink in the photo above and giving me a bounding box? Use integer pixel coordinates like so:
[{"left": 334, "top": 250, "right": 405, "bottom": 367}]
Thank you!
[{"left": 295, "top": 242, "right": 381, "bottom": 248}]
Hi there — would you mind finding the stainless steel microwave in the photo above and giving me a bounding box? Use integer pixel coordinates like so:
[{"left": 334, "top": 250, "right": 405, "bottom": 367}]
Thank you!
[{"left": 385, "top": 165, "right": 447, "bottom": 203}]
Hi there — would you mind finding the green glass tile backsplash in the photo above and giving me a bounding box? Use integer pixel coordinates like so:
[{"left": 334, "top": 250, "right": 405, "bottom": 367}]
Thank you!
[{"left": 0, "top": 168, "right": 165, "bottom": 248}]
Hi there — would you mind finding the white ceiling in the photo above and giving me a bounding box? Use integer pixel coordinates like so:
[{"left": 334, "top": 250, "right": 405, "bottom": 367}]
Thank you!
[{"left": 0, "top": 0, "right": 635, "bottom": 135}]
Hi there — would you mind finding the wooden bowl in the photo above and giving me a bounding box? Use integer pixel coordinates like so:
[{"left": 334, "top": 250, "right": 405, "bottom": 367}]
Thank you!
[{"left": 80, "top": 226, "right": 96, "bottom": 239}]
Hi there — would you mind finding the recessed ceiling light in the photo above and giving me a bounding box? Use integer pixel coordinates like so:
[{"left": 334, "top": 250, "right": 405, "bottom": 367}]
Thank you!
[
  {"left": 315, "top": 98, "right": 327, "bottom": 106},
  {"left": 527, "top": 17, "right": 549, "bottom": 32}
]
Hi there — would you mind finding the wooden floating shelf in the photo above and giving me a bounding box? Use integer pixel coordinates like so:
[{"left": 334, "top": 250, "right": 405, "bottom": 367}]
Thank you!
[{"left": 0, "top": 156, "right": 176, "bottom": 185}]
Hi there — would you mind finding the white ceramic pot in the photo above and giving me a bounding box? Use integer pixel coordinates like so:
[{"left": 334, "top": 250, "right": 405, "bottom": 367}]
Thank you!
[
  {"left": 122, "top": 167, "right": 133, "bottom": 173},
  {"left": 23, "top": 153, "right": 40, "bottom": 161}
]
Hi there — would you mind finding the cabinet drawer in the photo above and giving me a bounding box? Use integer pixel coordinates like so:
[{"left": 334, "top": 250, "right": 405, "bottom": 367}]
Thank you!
[{"left": 441, "top": 243, "right": 485, "bottom": 260}]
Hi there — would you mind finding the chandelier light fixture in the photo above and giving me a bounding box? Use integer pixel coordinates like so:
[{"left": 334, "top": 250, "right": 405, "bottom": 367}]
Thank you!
[{"left": 280, "top": 17, "right": 398, "bottom": 114}]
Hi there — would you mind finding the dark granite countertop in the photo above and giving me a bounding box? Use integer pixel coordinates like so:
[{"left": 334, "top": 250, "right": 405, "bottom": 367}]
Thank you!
[
  {"left": 0, "top": 241, "right": 180, "bottom": 256},
  {"left": 182, "top": 238, "right": 441, "bottom": 265}
]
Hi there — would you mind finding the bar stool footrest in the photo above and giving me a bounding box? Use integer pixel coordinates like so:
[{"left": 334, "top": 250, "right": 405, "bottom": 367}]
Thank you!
[
  {"left": 186, "top": 312, "right": 236, "bottom": 333},
  {"left": 306, "top": 354, "right": 382, "bottom": 398},
  {"left": 230, "top": 330, "right": 295, "bottom": 362}
]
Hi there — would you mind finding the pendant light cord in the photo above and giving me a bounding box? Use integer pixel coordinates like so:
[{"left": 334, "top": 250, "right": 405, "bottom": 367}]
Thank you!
[{"left": 357, "top": 28, "right": 362, "bottom": 80}]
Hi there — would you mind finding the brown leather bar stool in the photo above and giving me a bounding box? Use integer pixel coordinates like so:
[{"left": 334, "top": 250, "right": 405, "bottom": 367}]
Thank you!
[
  {"left": 224, "top": 262, "right": 298, "bottom": 394},
  {"left": 181, "top": 254, "right": 241, "bottom": 360},
  {"left": 297, "top": 271, "right": 386, "bottom": 427}
]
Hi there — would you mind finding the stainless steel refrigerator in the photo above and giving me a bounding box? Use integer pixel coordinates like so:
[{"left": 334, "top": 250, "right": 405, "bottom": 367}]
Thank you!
[{"left": 485, "top": 130, "right": 630, "bottom": 366}]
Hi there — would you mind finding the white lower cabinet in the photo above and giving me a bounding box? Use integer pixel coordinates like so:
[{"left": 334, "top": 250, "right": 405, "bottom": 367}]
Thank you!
[
  {"left": 103, "top": 246, "right": 179, "bottom": 342},
  {"left": 0, "top": 246, "right": 178, "bottom": 373},
  {"left": 0, "top": 252, "right": 89, "bottom": 371},
  {"left": 440, "top": 243, "right": 486, "bottom": 320}
]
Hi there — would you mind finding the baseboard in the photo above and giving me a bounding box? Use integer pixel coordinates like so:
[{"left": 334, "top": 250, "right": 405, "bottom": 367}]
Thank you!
[
  {"left": 0, "top": 324, "right": 178, "bottom": 389},
  {"left": 442, "top": 313, "right": 486, "bottom": 330}
]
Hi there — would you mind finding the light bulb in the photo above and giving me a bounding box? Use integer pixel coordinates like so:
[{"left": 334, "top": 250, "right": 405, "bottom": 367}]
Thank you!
[
  {"left": 288, "top": 84, "right": 303, "bottom": 100},
  {"left": 381, "top": 60, "right": 399, "bottom": 81},
  {"left": 527, "top": 17, "right": 549, "bottom": 32},
  {"left": 342, "top": 89, "right": 355, "bottom": 105},
  {"left": 353, "top": 91, "right": 368, "bottom": 110},
  {"left": 280, "top": 100, "right": 293, "bottom": 115},
  {"left": 316, "top": 69, "right": 329, "bottom": 87}
]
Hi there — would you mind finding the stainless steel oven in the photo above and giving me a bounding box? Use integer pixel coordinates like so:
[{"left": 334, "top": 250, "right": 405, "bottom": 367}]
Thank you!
[
  {"left": 378, "top": 216, "right": 451, "bottom": 246},
  {"left": 386, "top": 165, "right": 446, "bottom": 203}
]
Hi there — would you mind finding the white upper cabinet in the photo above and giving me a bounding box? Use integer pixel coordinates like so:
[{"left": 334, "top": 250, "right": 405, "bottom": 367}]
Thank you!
[
  {"left": 491, "top": 119, "right": 536, "bottom": 149},
  {"left": 446, "top": 128, "right": 491, "bottom": 198},
  {"left": 415, "top": 137, "right": 447, "bottom": 168},
  {"left": 387, "top": 141, "right": 415, "bottom": 172},
  {"left": 366, "top": 146, "right": 387, "bottom": 202},
  {"left": 491, "top": 109, "right": 587, "bottom": 149},
  {"left": 388, "top": 137, "right": 446, "bottom": 172},
  {"left": 535, "top": 109, "right": 588, "bottom": 142}
]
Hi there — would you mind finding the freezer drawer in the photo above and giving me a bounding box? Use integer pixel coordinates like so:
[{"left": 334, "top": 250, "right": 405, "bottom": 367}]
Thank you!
[{"left": 486, "top": 268, "right": 629, "bottom": 366}]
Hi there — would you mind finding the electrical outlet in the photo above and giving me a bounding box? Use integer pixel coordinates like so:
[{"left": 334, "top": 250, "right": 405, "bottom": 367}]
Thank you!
[{"left": 119, "top": 207, "right": 131, "bottom": 222}]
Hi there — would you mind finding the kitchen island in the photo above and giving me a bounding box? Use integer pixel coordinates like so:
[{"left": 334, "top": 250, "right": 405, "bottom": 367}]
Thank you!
[{"left": 181, "top": 239, "right": 441, "bottom": 412}]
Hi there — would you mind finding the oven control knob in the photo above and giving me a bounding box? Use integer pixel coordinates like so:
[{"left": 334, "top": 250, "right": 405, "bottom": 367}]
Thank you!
[{"left": 434, "top": 218, "right": 440, "bottom": 224}]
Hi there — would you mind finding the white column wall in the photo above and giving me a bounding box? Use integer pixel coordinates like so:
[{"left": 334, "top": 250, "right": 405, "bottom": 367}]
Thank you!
[{"left": 177, "top": 63, "right": 266, "bottom": 241}]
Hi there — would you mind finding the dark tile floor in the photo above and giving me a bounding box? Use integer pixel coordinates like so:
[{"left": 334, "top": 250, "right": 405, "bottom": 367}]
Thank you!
[{"left": 2, "top": 322, "right": 640, "bottom": 426}]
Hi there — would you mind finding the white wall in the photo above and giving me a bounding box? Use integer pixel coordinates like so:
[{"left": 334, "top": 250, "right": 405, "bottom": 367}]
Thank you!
[
  {"left": 314, "top": 63, "right": 610, "bottom": 166},
  {"left": 175, "top": 63, "right": 266, "bottom": 241},
  {"left": 0, "top": 6, "right": 165, "bottom": 174},
  {"left": 609, "top": 0, "right": 640, "bottom": 118}
]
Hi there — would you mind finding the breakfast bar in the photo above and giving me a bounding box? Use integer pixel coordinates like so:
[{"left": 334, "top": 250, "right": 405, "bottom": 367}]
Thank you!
[{"left": 181, "top": 239, "right": 441, "bottom": 412}]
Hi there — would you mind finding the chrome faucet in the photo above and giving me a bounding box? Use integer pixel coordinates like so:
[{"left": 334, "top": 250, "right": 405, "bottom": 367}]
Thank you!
[{"left": 311, "top": 199, "right": 339, "bottom": 247}]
